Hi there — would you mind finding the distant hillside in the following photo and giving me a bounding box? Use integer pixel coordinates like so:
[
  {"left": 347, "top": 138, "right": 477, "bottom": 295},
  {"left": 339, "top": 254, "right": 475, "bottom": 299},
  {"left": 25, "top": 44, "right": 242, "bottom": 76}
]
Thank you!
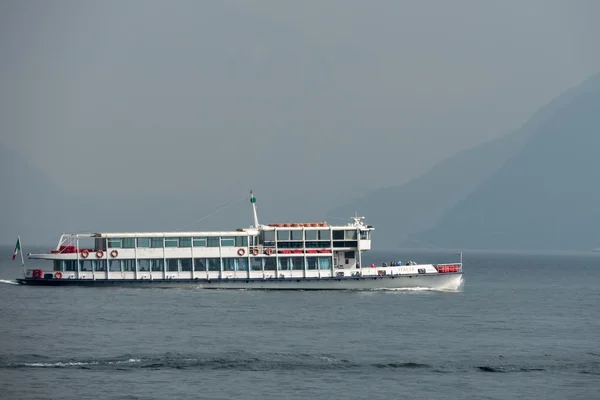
[
  {"left": 0, "top": 146, "right": 254, "bottom": 245},
  {"left": 327, "top": 73, "right": 600, "bottom": 249},
  {"left": 412, "top": 85, "right": 600, "bottom": 251}
]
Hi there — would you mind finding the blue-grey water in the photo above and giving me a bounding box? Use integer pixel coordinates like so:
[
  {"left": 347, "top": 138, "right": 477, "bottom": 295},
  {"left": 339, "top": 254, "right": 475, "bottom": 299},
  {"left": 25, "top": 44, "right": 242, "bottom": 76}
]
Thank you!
[{"left": 1, "top": 247, "right": 599, "bottom": 399}]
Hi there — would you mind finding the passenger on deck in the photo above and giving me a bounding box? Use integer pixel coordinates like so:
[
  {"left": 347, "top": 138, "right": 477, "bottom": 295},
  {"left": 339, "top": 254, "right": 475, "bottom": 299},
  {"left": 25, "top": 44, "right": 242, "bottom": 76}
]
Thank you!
[{"left": 371, "top": 263, "right": 376, "bottom": 268}]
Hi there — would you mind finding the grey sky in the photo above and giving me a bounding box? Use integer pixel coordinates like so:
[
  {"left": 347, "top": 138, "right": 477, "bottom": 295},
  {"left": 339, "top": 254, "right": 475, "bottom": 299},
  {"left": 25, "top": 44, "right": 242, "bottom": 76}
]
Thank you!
[{"left": 1, "top": 0, "right": 600, "bottom": 244}]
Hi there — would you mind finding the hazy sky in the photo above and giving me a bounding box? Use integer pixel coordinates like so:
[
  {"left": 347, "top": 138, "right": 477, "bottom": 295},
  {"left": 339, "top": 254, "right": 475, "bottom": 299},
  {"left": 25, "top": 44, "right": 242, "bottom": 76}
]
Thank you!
[{"left": 1, "top": 0, "right": 600, "bottom": 243}]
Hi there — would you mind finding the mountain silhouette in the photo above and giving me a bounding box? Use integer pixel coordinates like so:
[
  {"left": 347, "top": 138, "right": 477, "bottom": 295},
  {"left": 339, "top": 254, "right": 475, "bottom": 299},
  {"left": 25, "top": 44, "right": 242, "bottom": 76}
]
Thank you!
[
  {"left": 328, "top": 72, "right": 600, "bottom": 250},
  {"left": 413, "top": 80, "right": 600, "bottom": 250}
]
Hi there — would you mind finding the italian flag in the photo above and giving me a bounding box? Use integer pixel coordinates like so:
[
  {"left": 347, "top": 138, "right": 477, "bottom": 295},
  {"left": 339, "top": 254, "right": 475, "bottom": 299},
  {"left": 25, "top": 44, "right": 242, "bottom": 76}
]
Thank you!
[{"left": 12, "top": 237, "right": 21, "bottom": 260}]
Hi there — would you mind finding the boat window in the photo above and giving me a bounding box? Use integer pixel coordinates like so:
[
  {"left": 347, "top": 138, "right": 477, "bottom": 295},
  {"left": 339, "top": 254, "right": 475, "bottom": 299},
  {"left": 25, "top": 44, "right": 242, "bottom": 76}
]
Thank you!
[
  {"left": 150, "top": 238, "right": 164, "bottom": 248},
  {"left": 264, "top": 258, "right": 276, "bottom": 271},
  {"left": 318, "top": 257, "right": 331, "bottom": 270},
  {"left": 193, "top": 259, "right": 205, "bottom": 271},
  {"left": 150, "top": 259, "right": 163, "bottom": 271},
  {"left": 207, "top": 237, "right": 219, "bottom": 247},
  {"left": 332, "top": 230, "right": 344, "bottom": 240},
  {"left": 123, "top": 260, "right": 136, "bottom": 272},
  {"left": 222, "top": 258, "right": 236, "bottom": 271},
  {"left": 277, "top": 242, "right": 303, "bottom": 249},
  {"left": 306, "top": 257, "right": 318, "bottom": 270},
  {"left": 193, "top": 237, "right": 207, "bottom": 247},
  {"left": 277, "top": 230, "right": 290, "bottom": 240},
  {"left": 291, "top": 230, "right": 303, "bottom": 240},
  {"left": 79, "top": 260, "right": 93, "bottom": 271},
  {"left": 165, "top": 238, "right": 179, "bottom": 248},
  {"left": 107, "top": 239, "right": 122, "bottom": 248},
  {"left": 360, "top": 230, "right": 369, "bottom": 240},
  {"left": 250, "top": 258, "right": 263, "bottom": 271},
  {"left": 95, "top": 238, "right": 107, "bottom": 251},
  {"left": 179, "top": 237, "right": 192, "bottom": 247},
  {"left": 94, "top": 260, "right": 107, "bottom": 271},
  {"left": 318, "top": 230, "right": 330, "bottom": 240},
  {"left": 109, "top": 260, "right": 121, "bottom": 271},
  {"left": 237, "top": 258, "right": 248, "bottom": 271},
  {"left": 181, "top": 259, "right": 192, "bottom": 271},
  {"left": 264, "top": 230, "right": 275, "bottom": 242},
  {"left": 333, "top": 241, "right": 358, "bottom": 248},
  {"left": 65, "top": 261, "right": 77, "bottom": 271},
  {"left": 277, "top": 257, "right": 291, "bottom": 270},
  {"left": 138, "top": 259, "right": 151, "bottom": 271},
  {"left": 137, "top": 238, "right": 150, "bottom": 248},
  {"left": 207, "top": 258, "right": 220, "bottom": 271},
  {"left": 235, "top": 236, "right": 248, "bottom": 247},
  {"left": 291, "top": 257, "right": 304, "bottom": 270},
  {"left": 305, "top": 241, "right": 330, "bottom": 248},
  {"left": 344, "top": 251, "right": 355, "bottom": 259},
  {"left": 122, "top": 238, "right": 135, "bottom": 249},
  {"left": 305, "top": 230, "right": 317, "bottom": 240},
  {"left": 53, "top": 261, "right": 62, "bottom": 271},
  {"left": 167, "top": 259, "right": 179, "bottom": 271},
  {"left": 344, "top": 230, "right": 357, "bottom": 240},
  {"left": 221, "top": 237, "right": 235, "bottom": 247}
]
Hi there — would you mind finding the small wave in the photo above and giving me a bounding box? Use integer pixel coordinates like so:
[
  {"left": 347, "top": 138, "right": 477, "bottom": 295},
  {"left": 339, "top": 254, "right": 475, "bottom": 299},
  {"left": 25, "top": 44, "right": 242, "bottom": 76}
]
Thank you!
[
  {"left": 11, "top": 358, "right": 143, "bottom": 368},
  {"left": 0, "top": 279, "right": 18, "bottom": 285},
  {"left": 374, "top": 362, "right": 432, "bottom": 369},
  {"left": 3, "top": 352, "right": 596, "bottom": 375},
  {"left": 477, "top": 366, "right": 506, "bottom": 373},
  {"left": 477, "top": 365, "right": 547, "bottom": 373}
]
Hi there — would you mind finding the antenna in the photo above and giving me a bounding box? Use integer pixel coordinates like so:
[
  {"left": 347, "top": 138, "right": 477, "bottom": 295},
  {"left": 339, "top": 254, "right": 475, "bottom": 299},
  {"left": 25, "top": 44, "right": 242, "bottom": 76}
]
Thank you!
[
  {"left": 250, "top": 190, "right": 260, "bottom": 228},
  {"left": 351, "top": 212, "right": 365, "bottom": 226}
]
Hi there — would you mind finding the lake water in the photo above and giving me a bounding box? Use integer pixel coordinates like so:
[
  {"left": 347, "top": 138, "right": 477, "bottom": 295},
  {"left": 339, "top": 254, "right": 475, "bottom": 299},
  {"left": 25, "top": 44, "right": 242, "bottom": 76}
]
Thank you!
[{"left": 1, "top": 247, "right": 599, "bottom": 399}]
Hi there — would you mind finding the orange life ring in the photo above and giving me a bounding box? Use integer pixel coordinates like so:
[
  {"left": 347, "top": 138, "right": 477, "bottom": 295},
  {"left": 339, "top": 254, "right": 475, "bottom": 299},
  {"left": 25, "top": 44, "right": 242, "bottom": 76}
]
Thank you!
[
  {"left": 251, "top": 248, "right": 259, "bottom": 256},
  {"left": 96, "top": 250, "right": 104, "bottom": 258},
  {"left": 264, "top": 248, "right": 273, "bottom": 255},
  {"left": 237, "top": 248, "right": 245, "bottom": 256},
  {"left": 110, "top": 250, "right": 118, "bottom": 258},
  {"left": 81, "top": 250, "right": 89, "bottom": 258},
  {"left": 54, "top": 271, "right": 63, "bottom": 279}
]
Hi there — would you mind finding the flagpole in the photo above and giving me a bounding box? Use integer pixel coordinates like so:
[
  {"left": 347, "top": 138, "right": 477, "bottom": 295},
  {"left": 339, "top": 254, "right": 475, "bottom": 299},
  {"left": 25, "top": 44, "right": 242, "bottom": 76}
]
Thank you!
[{"left": 18, "top": 235, "right": 26, "bottom": 276}]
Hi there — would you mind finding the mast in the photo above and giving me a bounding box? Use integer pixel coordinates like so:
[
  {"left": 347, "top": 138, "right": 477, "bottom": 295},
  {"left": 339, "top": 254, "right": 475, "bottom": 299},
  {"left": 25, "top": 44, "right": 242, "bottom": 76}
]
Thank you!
[{"left": 250, "top": 190, "right": 259, "bottom": 228}]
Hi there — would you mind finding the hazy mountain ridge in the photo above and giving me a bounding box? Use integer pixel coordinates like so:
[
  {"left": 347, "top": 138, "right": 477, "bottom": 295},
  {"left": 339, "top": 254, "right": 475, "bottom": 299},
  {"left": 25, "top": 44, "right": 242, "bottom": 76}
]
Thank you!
[
  {"left": 413, "top": 86, "right": 600, "bottom": 250},
  {"left": 328, "top": 72, "right": 600, "bottom": 250}
]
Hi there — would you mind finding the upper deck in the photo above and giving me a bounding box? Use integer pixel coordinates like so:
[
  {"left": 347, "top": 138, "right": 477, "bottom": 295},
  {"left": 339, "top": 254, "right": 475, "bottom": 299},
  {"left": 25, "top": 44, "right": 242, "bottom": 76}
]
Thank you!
[{"left": 30, "top": 218, "right": 374, "bottom": 260}]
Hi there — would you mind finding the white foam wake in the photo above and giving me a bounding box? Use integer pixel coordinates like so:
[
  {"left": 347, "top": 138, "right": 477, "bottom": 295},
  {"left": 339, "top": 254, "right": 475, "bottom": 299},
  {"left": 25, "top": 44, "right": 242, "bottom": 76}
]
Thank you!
[
  {"left": 17, "top": 358, "right": 143, "bottom": 368},
  {"left": 0, "top": 279, "right": 18, "bottom": 285}
]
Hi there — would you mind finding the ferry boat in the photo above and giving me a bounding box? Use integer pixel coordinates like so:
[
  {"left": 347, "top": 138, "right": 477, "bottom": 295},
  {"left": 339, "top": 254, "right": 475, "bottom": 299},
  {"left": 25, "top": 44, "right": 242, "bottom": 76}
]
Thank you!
[{"left": 16, "top": 192, "right": 463, "bottom": 290}]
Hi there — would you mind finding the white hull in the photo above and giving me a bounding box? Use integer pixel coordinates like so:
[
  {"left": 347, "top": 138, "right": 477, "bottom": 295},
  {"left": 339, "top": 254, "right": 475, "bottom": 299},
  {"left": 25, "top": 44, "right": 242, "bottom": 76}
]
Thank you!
[
  {"left": 192, "top": 273, "right": 463, "bottom": 291},
  {"left": 18, "top": 273, "right": 463, "bottom": 291}
]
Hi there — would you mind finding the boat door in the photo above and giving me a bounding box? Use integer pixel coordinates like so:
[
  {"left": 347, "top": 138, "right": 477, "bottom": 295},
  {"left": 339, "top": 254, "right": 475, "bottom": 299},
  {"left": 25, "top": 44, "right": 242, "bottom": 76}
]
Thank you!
[{"left": 334, "top": 251, "right": 345, "bottom": 269}]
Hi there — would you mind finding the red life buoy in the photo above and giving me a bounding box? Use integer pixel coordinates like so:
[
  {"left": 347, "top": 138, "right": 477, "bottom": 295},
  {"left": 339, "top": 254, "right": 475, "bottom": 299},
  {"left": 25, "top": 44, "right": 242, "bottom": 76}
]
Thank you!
[
  {"left": 32, "top": 269, "right": 42, "bottom": 279},
  {"left": 54, "top": 271, "right": 63, "bottom": 279},
  {"left": 96, "top": 250, "right": 104, "bottom": 258},
  {"left": 110, "top": 250, "right": 118, "bottom": 258},
  {"left": 237, "top": 248, "right": 245, "bottom": 256},
  {"left": 81, "top": 250, "right": 89, "bottom": 258},
  {"left": 251, "top": 248, "right": 259, "bottom": 256},
  {"left": 264, "top": 248, "right": 273, "bottom": 255}
]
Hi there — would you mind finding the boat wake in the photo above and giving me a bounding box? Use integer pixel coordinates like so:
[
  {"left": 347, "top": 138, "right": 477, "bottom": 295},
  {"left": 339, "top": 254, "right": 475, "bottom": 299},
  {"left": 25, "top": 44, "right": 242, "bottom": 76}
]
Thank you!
[
  {"left": 2, "top": 351, "right": 598, "bottom": 375},
  {"left": 0, "top": 279, "right": 18, "bottom": 285},
  {"left": 367, "top": 286, "right": 462, "bottom": 293}
]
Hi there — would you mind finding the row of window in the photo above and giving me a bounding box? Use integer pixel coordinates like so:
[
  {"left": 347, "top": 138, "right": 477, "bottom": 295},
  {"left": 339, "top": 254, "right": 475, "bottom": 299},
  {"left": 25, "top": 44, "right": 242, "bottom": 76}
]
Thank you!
[
  {"left": 54, "top": 257, "right": 332, "bottom": 272},
  {"left": 265, "top": 229, "right": 362, "bottom": 242},
  {"left": 103, "top": 231, "right": 368, "bottom": 250},
  {"left": 106, "top": 236, "right": 249, "bottom": 249}
]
